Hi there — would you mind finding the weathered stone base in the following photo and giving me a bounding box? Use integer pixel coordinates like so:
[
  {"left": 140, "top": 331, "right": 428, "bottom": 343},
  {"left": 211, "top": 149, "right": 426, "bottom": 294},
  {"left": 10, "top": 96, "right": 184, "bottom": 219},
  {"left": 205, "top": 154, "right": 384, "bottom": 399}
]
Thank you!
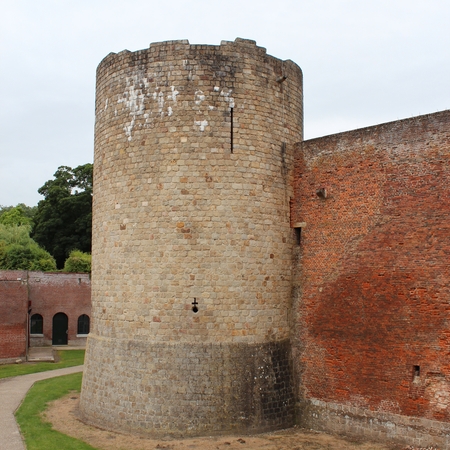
[
  {"left": 298, "top": 398, "right": 450, "bottom": 448},
  {"left": 80, "top": 334, "right": 294, "bottom": 437}
]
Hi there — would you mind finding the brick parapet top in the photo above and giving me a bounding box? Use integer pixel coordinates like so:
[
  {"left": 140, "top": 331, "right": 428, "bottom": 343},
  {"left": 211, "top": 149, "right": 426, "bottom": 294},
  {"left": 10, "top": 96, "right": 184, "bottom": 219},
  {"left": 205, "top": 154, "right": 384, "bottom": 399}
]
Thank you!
[
  {"left": 301, "top": 109, "right": 450, "bottom": 154},
  {"left": 0, "top": 270, "right": 91, "bottom": 283},
  {"left": 0, "top": 270, "right": 27, "bottom": 282}
]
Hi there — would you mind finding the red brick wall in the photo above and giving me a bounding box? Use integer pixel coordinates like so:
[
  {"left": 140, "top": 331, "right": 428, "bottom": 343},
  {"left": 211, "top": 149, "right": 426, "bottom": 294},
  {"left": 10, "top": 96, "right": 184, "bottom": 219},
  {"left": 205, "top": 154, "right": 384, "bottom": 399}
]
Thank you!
[
  {"left": 29, "top": 272, "right": 91, "bottom": 344},
  {"left": 0, "top": 271, "right": 91, "bottom": 360},
  {"left": 292, "top": 110, "right": 450, "bottom": 423},
  {"left": 0, "top": 271, "right": 27, "bottom": 359}
]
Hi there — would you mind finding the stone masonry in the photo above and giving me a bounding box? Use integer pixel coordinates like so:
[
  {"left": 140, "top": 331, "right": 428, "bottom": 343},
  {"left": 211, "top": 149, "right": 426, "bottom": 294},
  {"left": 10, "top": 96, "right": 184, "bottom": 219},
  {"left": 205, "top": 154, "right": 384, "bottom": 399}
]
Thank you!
[{"left": 80, "top": 38, "right": 303, "bottom": 436}]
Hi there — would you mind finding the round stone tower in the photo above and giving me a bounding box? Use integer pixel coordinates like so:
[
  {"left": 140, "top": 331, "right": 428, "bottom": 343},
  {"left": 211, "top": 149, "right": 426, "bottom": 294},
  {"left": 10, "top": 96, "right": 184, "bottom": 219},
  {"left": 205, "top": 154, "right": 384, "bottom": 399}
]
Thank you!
[{"left": 80, "top": 38, "right": 303, "bottom": 437}]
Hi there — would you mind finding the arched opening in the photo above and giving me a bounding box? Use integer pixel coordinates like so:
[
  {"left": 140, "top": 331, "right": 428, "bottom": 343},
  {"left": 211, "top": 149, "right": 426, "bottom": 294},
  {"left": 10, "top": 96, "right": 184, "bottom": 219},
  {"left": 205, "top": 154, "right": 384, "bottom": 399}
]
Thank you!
[
  {"left": 77, "top": 314, "right": 90, "bottom": 335},
  {"left": 52, "top": 312, "right": 68, "bottom": 345},
  {"left": 30, "top": 314, "right": 43, "bottom": 334}
]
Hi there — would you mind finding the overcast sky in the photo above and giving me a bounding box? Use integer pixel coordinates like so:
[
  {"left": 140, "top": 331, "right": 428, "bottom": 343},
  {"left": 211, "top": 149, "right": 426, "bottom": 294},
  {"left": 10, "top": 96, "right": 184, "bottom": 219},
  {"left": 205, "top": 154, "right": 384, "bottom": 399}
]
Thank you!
[{"left": 1, "top": 0, "right": 449, "bottom": 207}]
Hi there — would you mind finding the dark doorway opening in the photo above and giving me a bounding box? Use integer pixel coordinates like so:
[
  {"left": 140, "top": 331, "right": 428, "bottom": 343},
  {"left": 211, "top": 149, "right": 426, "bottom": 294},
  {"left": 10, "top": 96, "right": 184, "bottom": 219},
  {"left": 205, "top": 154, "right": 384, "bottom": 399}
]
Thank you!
[{"left": 52, "top": 312, "right": 68, "bottom": 345}]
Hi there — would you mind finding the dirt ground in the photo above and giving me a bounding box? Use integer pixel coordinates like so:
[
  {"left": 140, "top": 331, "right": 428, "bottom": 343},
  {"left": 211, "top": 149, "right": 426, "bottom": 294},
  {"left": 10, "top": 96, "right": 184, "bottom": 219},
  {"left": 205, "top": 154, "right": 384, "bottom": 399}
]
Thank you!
[{"left": 43, "top": 392, "right": 408, "bottom": 450}]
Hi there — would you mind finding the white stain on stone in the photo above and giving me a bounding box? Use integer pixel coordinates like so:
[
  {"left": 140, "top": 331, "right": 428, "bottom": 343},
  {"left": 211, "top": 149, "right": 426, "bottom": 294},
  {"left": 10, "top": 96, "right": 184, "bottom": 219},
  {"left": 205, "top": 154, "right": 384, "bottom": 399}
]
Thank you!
[
  {"left": 118, "top": 75, "right": 147, "bottom": 140},
  {"left": 118, "top": 74, "right": 180, "bottom": 140},
  {"left": 158, "top": 92, "right": 165, "bottom": 116},
  {"left": 214, "top": 86, "right": 220, "bottom": 92},
  {"left": 124, "top": 119, "right": 135, "bottom": 141},
  {"left": 118, "top": 76, "right": 146, "bottom": 115},
  {"left": 195, "top": 90, "right": 205, "bottom": 105},
  {"left": 221, "top": 89, "right": 235, "bottom": 108},
  {"left": 195, "top": 120, "right": 208, "bottom": 132},
  {"left": 168, "top": 86, "right": 179, "bottom": 103},
  {"left": 105, "top": 98, "right": 109, "bottom": 110}
]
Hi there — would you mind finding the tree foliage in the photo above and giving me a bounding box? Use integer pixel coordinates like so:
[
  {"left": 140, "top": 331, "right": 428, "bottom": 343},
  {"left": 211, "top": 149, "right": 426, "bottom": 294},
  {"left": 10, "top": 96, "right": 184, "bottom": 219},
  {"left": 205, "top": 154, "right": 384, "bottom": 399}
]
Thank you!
[
  {"left": 0, "top": 205, "right": 34, "bottom": 227},
  {"left": 0, "top": 203, "right": 36, "bottom": 217},
  {"left": 63, "top": 250, "right": 91, "bottom": 273},
  {"left": 0, "top": 225, "right": 56, "bottom": 271},
  {"left": 32, "top": 164, "right": 93, "bottom": 269}
]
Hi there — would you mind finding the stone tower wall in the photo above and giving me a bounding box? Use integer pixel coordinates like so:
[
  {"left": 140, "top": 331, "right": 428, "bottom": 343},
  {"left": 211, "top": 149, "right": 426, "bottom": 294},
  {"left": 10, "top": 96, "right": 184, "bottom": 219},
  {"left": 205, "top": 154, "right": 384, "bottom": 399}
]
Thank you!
[{"left": 80, "top": 38, "right": 303, "bottom": 436}]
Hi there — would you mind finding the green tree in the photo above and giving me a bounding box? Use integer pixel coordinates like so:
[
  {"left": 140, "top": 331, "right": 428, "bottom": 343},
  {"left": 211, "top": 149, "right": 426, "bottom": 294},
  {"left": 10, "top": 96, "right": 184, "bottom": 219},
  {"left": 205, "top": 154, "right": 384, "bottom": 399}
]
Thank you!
[
  {"left": 0, "top": 204, "right": 36, "bottom": 224},
  {"left": 63, "top": 249, "right": 91, "bottom": 273},
  {"left": 0, "top": 225, "right": 56, "bottom": 271},
  {"left": 32, "top": 164, "right": 92, "bottom": 269},
  {"left": 0, "top": 205, "right": 33, "bottom": 227}
]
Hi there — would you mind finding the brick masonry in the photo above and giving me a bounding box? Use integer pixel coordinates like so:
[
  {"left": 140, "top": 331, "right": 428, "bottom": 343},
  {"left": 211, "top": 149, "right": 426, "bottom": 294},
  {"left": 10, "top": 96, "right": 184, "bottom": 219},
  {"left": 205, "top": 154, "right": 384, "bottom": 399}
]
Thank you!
[
  {"left": 291, "top": 110, "right": 450, "bottom": 446},
  {"left": 28, "top": 271, "right": 91, "bottom": 346},
  {"left": 80, "top": 38, "right": 303, "bottom": 436},
  {"left": 0, "top": 270, "right": 91, "bottom": 361},
  {"left": 0, "top": 271, "right": 27, "bottom": 361}
]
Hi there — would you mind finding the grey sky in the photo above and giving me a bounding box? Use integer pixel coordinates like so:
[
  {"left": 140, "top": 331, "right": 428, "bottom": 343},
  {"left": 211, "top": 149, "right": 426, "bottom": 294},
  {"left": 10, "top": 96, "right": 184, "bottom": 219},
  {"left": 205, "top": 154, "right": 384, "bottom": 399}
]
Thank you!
[{"left": 1, "top": 0, "right": 449, "bottom": 206}]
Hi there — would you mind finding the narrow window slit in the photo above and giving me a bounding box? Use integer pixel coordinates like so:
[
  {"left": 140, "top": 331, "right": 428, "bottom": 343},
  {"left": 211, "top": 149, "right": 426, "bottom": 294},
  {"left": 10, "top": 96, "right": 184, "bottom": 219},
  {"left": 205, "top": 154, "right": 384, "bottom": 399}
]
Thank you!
[
  {"left": 295, "top": 228, "right": 301, "bottom": 245},
  {"left": 292, "top": 222, "right": 306, "bottom": 246},
  {"left": 192, "top": 298, "right": 199, "bottom": 313}
]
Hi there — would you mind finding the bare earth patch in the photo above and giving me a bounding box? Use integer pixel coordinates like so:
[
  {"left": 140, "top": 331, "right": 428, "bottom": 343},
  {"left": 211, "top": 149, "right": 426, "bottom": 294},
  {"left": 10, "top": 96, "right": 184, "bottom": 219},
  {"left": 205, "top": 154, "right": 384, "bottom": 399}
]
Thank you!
[{"left": 44, "top": 393, "right": 402, "bottom": 450}]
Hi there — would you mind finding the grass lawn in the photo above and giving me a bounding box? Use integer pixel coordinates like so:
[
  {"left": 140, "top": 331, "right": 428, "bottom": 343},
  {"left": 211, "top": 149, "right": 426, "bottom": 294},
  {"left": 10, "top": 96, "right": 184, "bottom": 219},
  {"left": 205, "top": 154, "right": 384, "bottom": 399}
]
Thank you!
[
  {"left": 15, "top": 372, "right": 97, "bottom": 450},
  {"left": 0, "top": 350, "right": 85, "bottom": 379}
]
